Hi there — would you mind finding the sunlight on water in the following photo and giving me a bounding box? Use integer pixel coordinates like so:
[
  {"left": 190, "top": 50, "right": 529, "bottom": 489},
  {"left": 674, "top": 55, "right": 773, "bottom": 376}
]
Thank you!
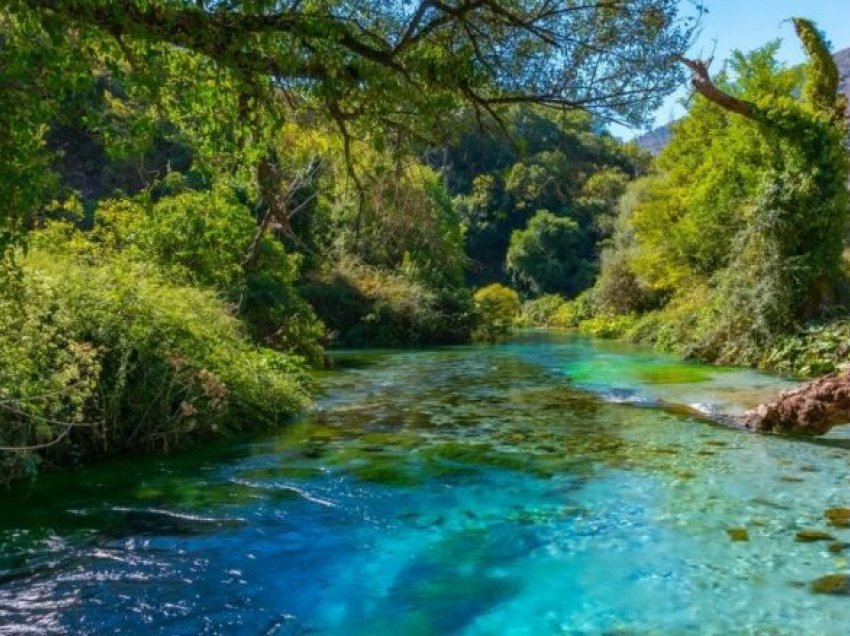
[{"left": 2, "top": 332, "right": 850, "bottom": 634}]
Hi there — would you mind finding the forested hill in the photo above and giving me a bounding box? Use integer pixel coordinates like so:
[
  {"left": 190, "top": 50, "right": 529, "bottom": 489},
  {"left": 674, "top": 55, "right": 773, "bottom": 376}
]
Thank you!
[{"left": 636, "top": 45, "right": 850, "bottom": 155}]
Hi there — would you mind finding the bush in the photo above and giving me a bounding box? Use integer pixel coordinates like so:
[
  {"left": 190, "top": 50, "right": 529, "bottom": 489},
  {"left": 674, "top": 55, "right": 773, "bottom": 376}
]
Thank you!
[
  {"left": 300, "top": 257, "right": 474, "bottom": 347},
  {"left": 551, "top": 289, "right": 597, "bottom": 328},
  {"left": 519, "top": 294, "right": 567, "bottom": 327},
  {"left": 472, "top": 284, "right": 520, "bottom": 341},
  {"left": 40, "top": 185, "right": 325, "bottom": 363},
  {"left": 506, "top": 210, "right": 594, "bottom": 296},
  {"left": 576, "top": 314, "right": 638, "bottom": 339},
  {"left": 0, "top": 251, "right": 311, "bottom": 485},
  {"left": 763, "top": 320, "right": 850, "bottom": 377},
  {"left": 594, "top": 249, "right": 661, "bottom": 315}
]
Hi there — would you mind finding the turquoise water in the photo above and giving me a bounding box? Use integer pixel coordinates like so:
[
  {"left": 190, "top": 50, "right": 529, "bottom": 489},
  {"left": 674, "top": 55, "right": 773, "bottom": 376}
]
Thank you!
[{"left": 3, "top": 331, "right": 850, "bottom": 634}]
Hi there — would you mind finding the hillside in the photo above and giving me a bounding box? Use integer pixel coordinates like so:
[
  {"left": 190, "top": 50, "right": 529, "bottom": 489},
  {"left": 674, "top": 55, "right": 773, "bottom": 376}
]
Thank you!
[{"left": 636, "top": 46, "right": 850, "bottom": 155}]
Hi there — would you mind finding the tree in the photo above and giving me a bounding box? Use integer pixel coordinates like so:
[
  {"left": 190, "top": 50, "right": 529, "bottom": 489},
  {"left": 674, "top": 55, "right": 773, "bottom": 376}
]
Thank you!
[
  {"left": 1, "top": 1, "right": 699, "bottom": 253},
  {"left": 16, "top": 1, "right": 697, "bottom": 130},
  {"left": 595, "top": 18, "right": 850, "bottom": 364},
  {"left": 449, "top": 106, "right": 647, "bottom": 285},
  {"left": 472, "top": 283, "right": 520, "bottom": 341},
  {"left": 678, "top": 18, "right": 848, "bottom": 321},
  {"left": 506, "top": 210, "right": 594, "bottom": 296}
]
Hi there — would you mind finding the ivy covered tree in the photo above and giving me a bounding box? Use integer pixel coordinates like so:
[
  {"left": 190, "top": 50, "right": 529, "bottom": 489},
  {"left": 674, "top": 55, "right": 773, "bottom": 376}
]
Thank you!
[{"left": 591, "top": 18, "right": 850, "bottom": 364}]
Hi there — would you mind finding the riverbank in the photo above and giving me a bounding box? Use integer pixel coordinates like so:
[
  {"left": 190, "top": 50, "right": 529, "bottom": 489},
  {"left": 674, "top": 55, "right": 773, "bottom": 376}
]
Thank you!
[{"left": 521, "top": 295, "right": 850, "bottom": 379}]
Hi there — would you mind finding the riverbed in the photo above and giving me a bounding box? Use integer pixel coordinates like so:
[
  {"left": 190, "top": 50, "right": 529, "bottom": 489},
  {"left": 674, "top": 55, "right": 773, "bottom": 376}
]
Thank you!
[{"left": 3, "top": 332, "right": 850, "bottom": 634}]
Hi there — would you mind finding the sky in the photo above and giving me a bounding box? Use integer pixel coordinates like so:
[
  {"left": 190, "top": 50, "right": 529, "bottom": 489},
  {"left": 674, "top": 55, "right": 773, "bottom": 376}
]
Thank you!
[{"left": 613, "top": 0, "right": 850, "bottom": 139}]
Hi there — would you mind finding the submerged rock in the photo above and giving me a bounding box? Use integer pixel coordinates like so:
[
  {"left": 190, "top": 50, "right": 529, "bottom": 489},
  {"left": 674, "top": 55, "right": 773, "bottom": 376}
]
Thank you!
[
  {"left": 795, "top": 530, "right": 835, "bottom": 542},
  {"left": 743, "top": 372, "right": 850, "bottom": 436},
  {"left": 826, "top": 507, "right": 850, "bottom": 528},
  {"left": 727, "top": 527, "right": 750, "bottom": 542},
  {"left": 811, "top": 574, "right": 850, "bottom": 595}
]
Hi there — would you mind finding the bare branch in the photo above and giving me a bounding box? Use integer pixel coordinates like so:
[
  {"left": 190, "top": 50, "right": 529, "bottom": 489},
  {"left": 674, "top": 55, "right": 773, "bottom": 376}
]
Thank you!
[{"left": 679, "top": 57, "right": 758, "bottom": 119}]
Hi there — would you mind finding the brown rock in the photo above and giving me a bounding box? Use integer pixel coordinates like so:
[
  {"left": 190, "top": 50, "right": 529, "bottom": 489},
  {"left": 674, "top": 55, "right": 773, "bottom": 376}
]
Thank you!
[
  {"left": 795, "top": 530, "right": 835, "bottom": 542},
  {"left": 811, "top": 574, "right": 850, "bottom": 595},
  {"left": 826, "top": 507, "right": 850, "bottom": 528},
  {"left": 727, "top": 527, "right": 749, "bottom": 542},
  {"left": 742, "top": 371, "right": 850, "bottom": 436}
]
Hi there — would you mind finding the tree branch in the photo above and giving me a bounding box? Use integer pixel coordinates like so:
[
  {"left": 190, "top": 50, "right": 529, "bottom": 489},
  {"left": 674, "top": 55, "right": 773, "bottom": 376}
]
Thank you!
[{"left": 679, "top": 57, "right": 758, "bottom": 119}]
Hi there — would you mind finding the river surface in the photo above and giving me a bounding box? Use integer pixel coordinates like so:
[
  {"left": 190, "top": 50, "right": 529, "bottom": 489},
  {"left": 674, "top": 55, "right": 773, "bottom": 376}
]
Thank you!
[{"left": 3, "top": 332, "right": 850, "bottom": 634}]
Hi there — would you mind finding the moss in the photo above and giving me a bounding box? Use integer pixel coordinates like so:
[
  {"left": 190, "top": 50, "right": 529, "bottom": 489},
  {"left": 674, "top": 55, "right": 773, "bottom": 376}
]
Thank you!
[
  {"left": 810, "top": 574, "right": 850, "bottom": 595},
  {"left": 351, "top": 462, "right": 421, "bottom": 487},
  {"left": 636, "top": 365, "right": 711, "bottom": 384}
]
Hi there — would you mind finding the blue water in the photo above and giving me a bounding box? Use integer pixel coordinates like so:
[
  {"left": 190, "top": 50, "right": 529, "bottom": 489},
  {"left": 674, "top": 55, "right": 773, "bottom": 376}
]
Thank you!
[{"left": 3, "top": 332, "right": 850, "bottom": 634}]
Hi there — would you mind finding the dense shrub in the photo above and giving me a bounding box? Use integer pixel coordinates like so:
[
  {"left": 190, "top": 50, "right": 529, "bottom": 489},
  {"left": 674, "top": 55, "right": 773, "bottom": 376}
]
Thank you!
[
  {"left": 0, "top": 251, "right": 311, "bottom": 486},
  {"left": 300, "top": 258, "right": 474, "bottom": 347},
  {"left": 594, "top": 249, "right": 662, "bottom": 315},
  {"left": 763, "top": 321, "right": 850, "bottom": 377},
  {"left": 38, "top": 183, "right": 325, "bottom": 363},
  {"left": 519, "top": 294, "right": 567, "bottom": 327},
  {"left": 472, "top": 284, "right": 521, "bottom": 341},
  {"left": 506, "top": 210, "right": 595, "bottom": 296},
  {"left": 551, "top": 290, "right": 597, "bottom": 328},
  {"left": 576, "top": 314, "right": 639, "bottom": 339}
]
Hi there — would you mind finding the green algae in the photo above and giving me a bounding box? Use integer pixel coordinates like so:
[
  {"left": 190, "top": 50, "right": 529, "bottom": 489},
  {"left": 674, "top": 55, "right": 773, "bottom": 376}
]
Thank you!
[{"left": 636, "top": 364, "right": 713, "bottom": 384}]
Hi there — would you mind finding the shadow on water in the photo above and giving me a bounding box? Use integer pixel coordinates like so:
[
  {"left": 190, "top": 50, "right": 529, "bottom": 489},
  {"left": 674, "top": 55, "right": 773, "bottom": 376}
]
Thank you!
[{"left": 357, "top": 524, "right": 540, "bottom": 634}]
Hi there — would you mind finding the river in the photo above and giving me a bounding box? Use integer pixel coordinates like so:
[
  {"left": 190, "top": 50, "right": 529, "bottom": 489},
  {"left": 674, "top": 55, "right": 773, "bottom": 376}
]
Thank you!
[{"left": 3, "top": 331, "right": 850, "bottom": 634}]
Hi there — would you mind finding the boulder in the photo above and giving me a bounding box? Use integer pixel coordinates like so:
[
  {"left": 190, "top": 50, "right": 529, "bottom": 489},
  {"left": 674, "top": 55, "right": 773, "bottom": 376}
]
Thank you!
[{"left": 742, "top": 371, "right": 850, "bottom": 436}]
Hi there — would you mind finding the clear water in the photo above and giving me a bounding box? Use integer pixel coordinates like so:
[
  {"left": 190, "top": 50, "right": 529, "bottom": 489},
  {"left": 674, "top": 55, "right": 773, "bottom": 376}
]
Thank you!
[{"left": 3, "top": 331, "right": 850, "bottom": 634}]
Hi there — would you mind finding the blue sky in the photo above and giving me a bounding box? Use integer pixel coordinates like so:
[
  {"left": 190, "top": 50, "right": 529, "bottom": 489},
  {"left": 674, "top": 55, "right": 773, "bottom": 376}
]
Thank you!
[{"left": 614, "top": 0, "right": 850, "bottom": 138}]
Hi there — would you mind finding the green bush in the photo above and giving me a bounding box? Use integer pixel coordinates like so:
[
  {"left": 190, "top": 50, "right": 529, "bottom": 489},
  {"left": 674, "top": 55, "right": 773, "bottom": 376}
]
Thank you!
[
  {"left": 38, "top": 184, "right": 325, "bottom": 364},
  {"left": 506, "top": 210, "right": 594, "bottom": 296},
  {"left": 0, "top": 250, "right": 311, "bottom": 485},
  {"left": 519, "top": 294, "right": 567, "bottom": 327},
  {"left": 762, "top": 321, "right": 850, "bottom": 377},
  {"left": 472, "top": 284, "right": 520, "bottom": 341},
  {"left": 594, "top": 249, "right": 662, "bottom": 315},
  {"left": 576, "top": 314, "right": 638, "bottom": 339},
  {"left": 300, "top": 257, "right": 473, "bottom": 347},
  {"left": 551, "top": 289, "right": 597, "bottom": 328}
]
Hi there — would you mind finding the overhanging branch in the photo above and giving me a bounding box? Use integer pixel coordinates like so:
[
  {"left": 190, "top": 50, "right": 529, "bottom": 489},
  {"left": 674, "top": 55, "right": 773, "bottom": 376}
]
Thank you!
[{"left": 679, "top": 57, "right": 758, "bottom": 119}]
